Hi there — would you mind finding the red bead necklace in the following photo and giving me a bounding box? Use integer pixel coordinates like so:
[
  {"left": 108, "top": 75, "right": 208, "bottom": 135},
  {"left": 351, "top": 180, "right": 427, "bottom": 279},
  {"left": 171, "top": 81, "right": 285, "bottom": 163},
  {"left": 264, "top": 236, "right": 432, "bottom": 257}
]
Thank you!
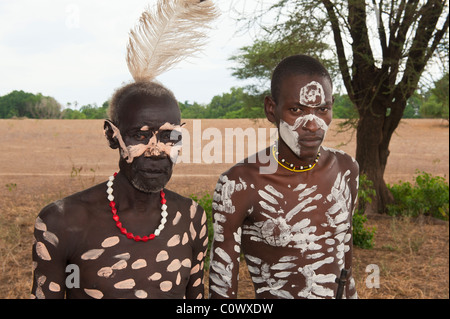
[{"left": 107, "top": 172, "right": 168, "bottom": 242}]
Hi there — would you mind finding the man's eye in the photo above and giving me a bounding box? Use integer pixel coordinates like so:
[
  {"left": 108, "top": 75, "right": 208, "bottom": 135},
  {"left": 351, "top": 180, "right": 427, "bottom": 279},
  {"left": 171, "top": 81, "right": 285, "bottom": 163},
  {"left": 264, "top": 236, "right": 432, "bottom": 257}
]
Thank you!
[
  {"left": 160, "top": 130, "right": 182, "bottom": 143},
  {"left": 318, "top": 107, "right": 330, "bottom": 114},
  {"left": 159, "top": 130, "right": 171, "bottom": 141},
  {"left": 134, "top": 132, "right": 149, "bottom": 141},
  {"left": 290, "top": 107, "right": 301, "bottom": 113}
]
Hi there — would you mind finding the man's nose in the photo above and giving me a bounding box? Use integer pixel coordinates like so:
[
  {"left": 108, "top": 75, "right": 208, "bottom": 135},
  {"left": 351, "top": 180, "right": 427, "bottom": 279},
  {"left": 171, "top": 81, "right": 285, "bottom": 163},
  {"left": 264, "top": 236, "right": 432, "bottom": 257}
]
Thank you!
[
  {"left": 302, "top": 114, "right": 320, "bottom": 132},
  {"left": 144, "top": 146, "right": 162, "bottom": 157},
  {"left": 144, "top": 134, "right": 162, "bottom": 157}
]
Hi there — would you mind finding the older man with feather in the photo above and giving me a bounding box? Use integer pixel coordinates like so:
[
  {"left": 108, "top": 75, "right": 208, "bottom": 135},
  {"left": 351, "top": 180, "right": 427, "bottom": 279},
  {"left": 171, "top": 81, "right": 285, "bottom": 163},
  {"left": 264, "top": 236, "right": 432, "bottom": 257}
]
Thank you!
[{"left": 31, "top": 0, "right": 218, "bottom": 299}]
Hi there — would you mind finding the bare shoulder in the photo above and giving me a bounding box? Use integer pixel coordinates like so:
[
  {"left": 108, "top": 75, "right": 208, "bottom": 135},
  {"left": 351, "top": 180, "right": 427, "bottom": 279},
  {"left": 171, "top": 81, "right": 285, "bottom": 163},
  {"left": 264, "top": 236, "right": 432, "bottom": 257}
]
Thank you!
[
  {"left": 164, "top": 188, "right": 195, "bottom": 204},
  {"left": 212, "top": 150, "right": 265, "bottom": 218},
  {"left": 322, "top": 146, "right": 359, "bottom": 174},
  {"left": 164, "top": 188, "right": 205, "bottom": 215},
  {"left": 36, "top": 182, "right": 107, "bottom": 234},
  {"left": 220, "top": 147, "right": 271, "bottom": 184}
]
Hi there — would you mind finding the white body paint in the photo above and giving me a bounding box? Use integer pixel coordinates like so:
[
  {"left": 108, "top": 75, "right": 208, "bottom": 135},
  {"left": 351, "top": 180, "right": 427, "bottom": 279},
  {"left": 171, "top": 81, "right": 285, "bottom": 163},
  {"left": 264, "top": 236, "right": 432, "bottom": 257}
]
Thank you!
[
  {"left": 32, "top": 198, "right": 208, "bottom": 299},
  {"left": 244, "top": 174, "right": 353, "bottom": 298},
  {"left": 209, "top": 147, "right": 358, "bottom": 299}
]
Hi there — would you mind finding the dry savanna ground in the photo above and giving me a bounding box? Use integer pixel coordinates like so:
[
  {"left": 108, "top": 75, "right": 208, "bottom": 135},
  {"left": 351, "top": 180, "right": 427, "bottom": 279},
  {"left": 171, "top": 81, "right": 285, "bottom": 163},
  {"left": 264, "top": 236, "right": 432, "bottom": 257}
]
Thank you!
[{"left": 0, "top": 118, "right": 448, "bottom": 299}]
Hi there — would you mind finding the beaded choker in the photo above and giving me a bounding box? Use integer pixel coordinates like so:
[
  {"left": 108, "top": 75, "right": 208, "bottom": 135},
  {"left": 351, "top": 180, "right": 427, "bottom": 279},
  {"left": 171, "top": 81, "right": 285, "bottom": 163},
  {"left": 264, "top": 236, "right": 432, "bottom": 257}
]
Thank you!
[
  {"left": 107, "top": 172, "right": 168, "bottom": 242},
  {"left": 272, "top": 145, "right": 321, "bottom": 173}
]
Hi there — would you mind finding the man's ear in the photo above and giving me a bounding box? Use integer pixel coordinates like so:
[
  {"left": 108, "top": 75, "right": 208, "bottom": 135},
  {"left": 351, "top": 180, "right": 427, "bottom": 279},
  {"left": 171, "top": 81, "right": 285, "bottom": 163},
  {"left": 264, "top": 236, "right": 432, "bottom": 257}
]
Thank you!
[
  {"left": 264, "top": 96, "right": 277, "bottom": 124},
  {"left": 104, "top": 120, "right": 119, "bottom": 149}
]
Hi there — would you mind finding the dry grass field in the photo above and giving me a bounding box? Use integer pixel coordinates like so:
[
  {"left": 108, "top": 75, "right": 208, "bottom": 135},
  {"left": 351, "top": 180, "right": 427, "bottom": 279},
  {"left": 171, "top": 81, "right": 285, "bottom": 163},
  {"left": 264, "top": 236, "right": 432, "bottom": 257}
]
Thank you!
[{"left": 0, "top": 118, "right": 448, "bottom": 299}]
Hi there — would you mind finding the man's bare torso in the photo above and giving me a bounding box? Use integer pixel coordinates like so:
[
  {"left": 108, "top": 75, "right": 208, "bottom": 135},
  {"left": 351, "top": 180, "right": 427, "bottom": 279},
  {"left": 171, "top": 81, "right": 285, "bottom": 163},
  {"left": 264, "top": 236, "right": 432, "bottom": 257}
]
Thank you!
[
  {"left": 209, "top": 146, "right": 359, "bottom": 299},
  {"left": 32, "top": 181, "right": 207, "bottom": 299}
]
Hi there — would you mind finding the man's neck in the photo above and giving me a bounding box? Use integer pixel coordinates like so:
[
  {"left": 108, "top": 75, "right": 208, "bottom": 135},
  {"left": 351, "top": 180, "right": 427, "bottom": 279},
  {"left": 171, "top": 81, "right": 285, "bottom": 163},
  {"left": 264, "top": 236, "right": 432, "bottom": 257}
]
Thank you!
[
  {"left": 112, "top": 172, "right": 162, "bottom": 214},
  {"left": 277, "top": 140, "right": 320, "bottom": 167}
]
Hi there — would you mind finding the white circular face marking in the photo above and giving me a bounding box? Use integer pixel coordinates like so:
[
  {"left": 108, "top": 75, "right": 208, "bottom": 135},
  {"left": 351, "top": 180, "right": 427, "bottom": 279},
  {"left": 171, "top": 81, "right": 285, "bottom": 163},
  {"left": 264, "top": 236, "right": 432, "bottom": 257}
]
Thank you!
[{"left": 299, "top": 81, "right": 325, "bottom": 107}]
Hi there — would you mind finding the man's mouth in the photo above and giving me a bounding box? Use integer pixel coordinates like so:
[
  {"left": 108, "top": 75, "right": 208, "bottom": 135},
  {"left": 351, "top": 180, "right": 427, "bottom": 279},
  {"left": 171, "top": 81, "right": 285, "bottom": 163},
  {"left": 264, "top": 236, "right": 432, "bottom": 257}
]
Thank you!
[
  {"left": 299, "top": 136, "right": 323, "bottom": 147},
  {"left": 138, "top": 168, "right": 167, "bottom": 178}
]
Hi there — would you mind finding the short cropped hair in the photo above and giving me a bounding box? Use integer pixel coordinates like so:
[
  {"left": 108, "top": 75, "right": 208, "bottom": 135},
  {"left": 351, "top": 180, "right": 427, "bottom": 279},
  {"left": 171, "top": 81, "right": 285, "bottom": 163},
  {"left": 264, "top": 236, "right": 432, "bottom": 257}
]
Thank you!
[
  {"left": 271, "top": 55, "right": 332, "bottom": 103},
  {"left": 109, "top": 81, "right": 178, "bottom": 125}
]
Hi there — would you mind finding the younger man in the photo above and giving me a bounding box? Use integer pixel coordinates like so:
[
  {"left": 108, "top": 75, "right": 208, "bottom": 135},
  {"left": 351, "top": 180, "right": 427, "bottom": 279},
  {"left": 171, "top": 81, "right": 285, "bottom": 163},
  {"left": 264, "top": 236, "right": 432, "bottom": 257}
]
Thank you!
[{"left": 208, "top": 55, "right": 359, "bottom": 299}]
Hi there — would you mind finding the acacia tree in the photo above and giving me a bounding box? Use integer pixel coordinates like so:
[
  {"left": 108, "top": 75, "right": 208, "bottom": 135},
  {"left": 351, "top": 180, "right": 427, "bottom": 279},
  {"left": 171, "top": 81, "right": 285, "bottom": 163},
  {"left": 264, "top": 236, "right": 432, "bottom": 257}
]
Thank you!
[{"left": 230, "top": 0, "right": 449, "bottom": 214}]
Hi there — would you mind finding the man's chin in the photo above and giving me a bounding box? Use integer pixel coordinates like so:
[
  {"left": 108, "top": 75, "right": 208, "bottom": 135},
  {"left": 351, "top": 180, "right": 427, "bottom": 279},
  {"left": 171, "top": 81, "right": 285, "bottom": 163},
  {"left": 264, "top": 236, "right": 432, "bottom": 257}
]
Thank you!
[
  {"left": 131, "top": 179, "right": 167, "bottom": 193},
  {"left": 119, "top": 157, "right": 172, "bottom": 192},
  {"left": 130, "top": 173, "right": 171, "bottom": 193}
]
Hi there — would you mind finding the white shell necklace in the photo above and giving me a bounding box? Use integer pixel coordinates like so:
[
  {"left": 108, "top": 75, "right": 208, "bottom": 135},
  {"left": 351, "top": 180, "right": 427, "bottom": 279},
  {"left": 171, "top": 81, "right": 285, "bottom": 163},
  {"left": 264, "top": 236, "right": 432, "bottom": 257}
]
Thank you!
[{"left": 107, "top": 172, "right": 168, "bottom": 242}]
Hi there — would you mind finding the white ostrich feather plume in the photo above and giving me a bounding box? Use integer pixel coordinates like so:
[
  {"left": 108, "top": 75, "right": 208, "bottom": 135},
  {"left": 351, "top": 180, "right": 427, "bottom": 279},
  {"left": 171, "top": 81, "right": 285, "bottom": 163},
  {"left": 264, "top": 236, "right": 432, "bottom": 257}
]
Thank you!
[{"left": 127, "top": 0, "right": 219, "bottom": 82}]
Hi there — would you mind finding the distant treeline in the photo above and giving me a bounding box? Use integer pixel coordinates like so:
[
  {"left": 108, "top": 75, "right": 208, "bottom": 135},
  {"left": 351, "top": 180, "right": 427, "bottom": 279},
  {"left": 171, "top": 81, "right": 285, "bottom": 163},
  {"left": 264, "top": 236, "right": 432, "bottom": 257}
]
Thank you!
[
  {"left": 0, "top": 90, "right": 109, "bottom": 120},
  {"left": 1, "top": 78, "right": 448, "bottom": 120}
]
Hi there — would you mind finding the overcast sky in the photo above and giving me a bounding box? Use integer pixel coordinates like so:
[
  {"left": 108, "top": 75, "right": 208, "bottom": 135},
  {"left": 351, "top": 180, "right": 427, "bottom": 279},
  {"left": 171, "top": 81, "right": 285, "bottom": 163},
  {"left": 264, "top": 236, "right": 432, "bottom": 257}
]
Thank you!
[{"left": 0, "top": 0, "right": 265, "bottom": 107}]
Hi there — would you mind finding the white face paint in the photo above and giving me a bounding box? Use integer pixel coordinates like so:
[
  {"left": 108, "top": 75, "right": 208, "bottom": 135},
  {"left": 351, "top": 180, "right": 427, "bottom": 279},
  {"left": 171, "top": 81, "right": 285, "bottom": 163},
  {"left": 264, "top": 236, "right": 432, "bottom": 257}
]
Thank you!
[
  {"left": 279, "top": 116, "right": 329, "bottom": 157},
  {"left": 279, "top": 81, "right": 330, "bottom": 157},
  {"left": 299, "top": 81, "right": 326, "bottom": 107},
  {"left": 105, "top": 120, "right": 183, "bottom": 165}
]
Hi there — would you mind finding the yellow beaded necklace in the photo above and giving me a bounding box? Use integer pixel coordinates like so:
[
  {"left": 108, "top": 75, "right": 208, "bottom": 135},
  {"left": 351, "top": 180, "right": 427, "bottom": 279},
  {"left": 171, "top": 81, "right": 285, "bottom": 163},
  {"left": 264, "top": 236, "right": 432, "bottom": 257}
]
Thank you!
[{"left": 272, "top": 144, "right": 321, "bottom": 173}]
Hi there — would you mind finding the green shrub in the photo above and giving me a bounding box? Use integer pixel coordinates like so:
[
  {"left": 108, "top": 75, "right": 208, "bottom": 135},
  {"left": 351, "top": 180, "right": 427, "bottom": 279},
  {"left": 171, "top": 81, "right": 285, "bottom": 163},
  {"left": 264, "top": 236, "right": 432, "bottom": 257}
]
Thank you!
[
  {"left": 353, "top": 213, "right": 376, "bottom": 249},
  {"left": 353, "top": 174, "right": 377, "bottom": 249},
  {"left": 387, "top": 171, "right": 449, "bottom": 220},
  {"left": 190, "top": 193, "right": 214, "bottom": 269}
]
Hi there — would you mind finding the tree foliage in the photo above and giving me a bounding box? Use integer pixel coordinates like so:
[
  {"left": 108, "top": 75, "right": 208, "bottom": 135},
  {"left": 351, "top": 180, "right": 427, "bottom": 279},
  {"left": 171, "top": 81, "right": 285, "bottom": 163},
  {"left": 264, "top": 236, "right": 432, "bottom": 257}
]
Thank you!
[
  {"left": 0, "top": 90, "right": 110, "bottom": 120},
  {"left": 420, "top": 72, "right": 449, "bottom": 119},
  {"left": 229, "top": 0, "right": 449, "bottom": 214},
  {"left": 0, "top": 90, "right": 61, "bottom": 119},
  {"left": 179, "top": 87, "right": 266, "bottom": 119}
]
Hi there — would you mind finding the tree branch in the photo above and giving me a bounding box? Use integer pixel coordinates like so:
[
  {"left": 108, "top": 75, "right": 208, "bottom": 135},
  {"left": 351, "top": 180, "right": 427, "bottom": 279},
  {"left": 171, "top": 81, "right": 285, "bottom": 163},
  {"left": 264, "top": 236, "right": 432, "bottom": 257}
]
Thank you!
[
  {"left": 398, "top": 0, "right": 446, "bottom": 99},
  {"left": 321, "top": 0, "right": 354, "bottom": 99},
  {"left": 373, "top": 0, "right": 388, "bottom": 56}
]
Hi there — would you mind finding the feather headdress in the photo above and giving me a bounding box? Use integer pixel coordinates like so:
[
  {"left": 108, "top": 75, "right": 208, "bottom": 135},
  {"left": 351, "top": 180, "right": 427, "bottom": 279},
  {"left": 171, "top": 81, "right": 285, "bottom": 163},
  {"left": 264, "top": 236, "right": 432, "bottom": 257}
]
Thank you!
[{"left": 127, "top": 0, "right": 219, "bottom": 83}]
